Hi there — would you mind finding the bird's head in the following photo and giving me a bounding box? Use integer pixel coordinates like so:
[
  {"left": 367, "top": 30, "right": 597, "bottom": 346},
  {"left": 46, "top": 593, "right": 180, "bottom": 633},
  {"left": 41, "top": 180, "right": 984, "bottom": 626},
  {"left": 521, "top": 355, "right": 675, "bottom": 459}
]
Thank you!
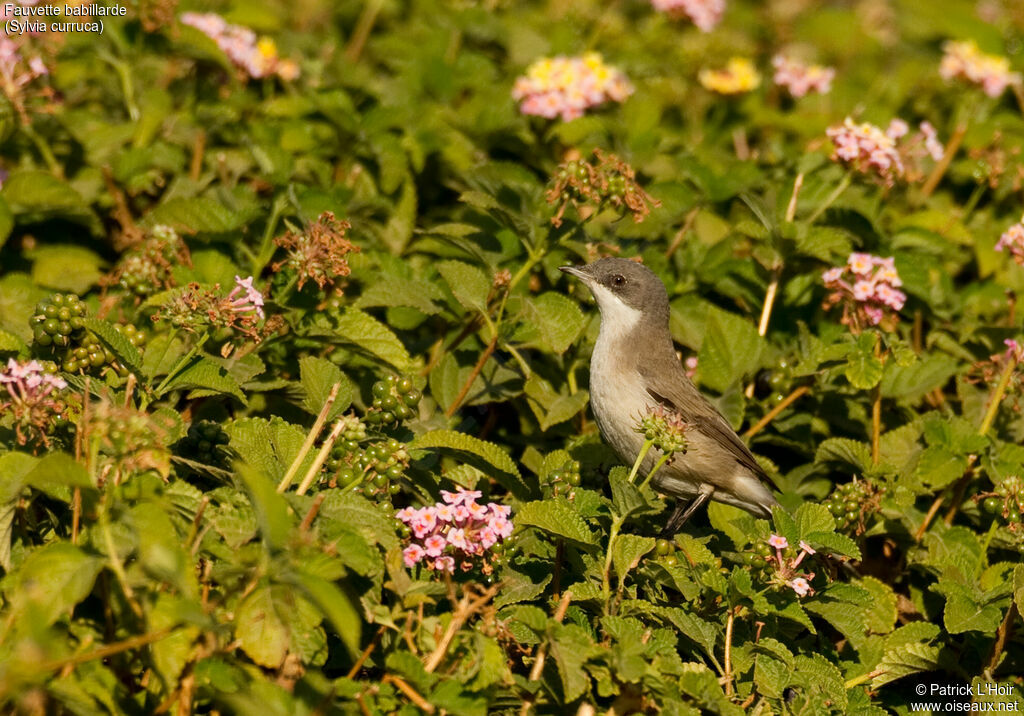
[{"left": 559, "top": 258, "right": 670, "bottom": 330}]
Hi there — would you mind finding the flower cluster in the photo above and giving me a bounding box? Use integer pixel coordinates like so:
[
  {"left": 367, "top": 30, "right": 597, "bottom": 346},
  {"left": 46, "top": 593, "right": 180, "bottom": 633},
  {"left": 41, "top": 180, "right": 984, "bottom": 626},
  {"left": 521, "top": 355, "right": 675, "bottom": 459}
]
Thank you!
[
  {"left": 180, "top": 12, "right": 299, "bottom": 81},
  {"left": 272, "top": 211, "right": 359, "bottom": 292},
  {"left": 939, "top": 39, "right": 1020, "bottom": 98},
  {"left": 0, "top": 37, "right": 51, "bottom": 121},
  {"left": 771, "top": 55, "right": 835, "bottom": 98},
  {"left": 636, "top": 404, "right": 689, "bottom": 456},
  {"left": 698, "top": 57, "right": 760, "bottom": 94},
  {"left": 152, "top": 275, "right": 270, "bottom": 343},
  {"left": 102, "top": 225, "right": 191, "bottom": 297},
  {"left": 512, "top": 53, "right": 632, "bottom": 122},
  {"left": 826, "top": 118, "right": 906, "bottom": 184},
  {"left": 0, "top": 358, "right": 68, "bottom": 449},
  {"left": 822, "top": 253, "right": 906, "bottom": 331},
  {"left": 996, "top": 217, "right": 1024, "bottom": 265},
  {"left": 546, "top": 149, "right": 660, "bottom": 227},
  {"left": 649, "top": 0, "right": 725, "bottom": 32},
  {"left": 397, "top": 488, "right": 513, "bottom": 574},
  {"left": 965, "top": 339, "right": 1024, "bottom": 413},
  {"left": 766, "top": 535, "right": 816, "bottom": 597}
]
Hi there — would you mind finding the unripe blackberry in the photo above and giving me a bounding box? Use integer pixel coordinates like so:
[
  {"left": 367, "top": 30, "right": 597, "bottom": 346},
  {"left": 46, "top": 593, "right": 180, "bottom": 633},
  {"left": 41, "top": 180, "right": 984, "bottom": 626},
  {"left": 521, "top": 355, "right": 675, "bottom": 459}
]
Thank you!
[{"left": 30, "top": 293, "right": 87, "bottom": 349}]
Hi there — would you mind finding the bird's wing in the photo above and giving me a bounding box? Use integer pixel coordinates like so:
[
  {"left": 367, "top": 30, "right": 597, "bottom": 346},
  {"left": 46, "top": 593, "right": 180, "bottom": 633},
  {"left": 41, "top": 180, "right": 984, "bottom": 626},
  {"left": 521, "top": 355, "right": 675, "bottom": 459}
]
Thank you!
[{"left": 637, "top": 361, "right": 780, "bottom": 492}]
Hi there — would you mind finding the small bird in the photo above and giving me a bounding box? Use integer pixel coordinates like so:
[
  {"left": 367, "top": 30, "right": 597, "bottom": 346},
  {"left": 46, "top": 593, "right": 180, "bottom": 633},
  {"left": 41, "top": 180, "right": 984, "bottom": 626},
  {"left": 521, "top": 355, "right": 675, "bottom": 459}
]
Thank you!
[{"left": 560, "top": 257, "right": 778, "bottom": 535}]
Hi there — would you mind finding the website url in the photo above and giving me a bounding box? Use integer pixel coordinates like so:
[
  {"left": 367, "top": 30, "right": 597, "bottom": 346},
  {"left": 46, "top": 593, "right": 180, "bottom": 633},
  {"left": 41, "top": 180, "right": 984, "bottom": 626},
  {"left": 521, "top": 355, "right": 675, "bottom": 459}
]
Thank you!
[{"left": 910, "top": 704, "right": 1020, "bottom": 713}]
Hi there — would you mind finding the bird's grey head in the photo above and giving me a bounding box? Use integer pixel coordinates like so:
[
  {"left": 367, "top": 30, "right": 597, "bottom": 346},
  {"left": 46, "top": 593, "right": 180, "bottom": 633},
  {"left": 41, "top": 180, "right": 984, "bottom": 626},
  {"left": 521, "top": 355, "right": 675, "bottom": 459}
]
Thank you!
[{"left": 559, "top": 258, "right": 670, "bottom": 333}]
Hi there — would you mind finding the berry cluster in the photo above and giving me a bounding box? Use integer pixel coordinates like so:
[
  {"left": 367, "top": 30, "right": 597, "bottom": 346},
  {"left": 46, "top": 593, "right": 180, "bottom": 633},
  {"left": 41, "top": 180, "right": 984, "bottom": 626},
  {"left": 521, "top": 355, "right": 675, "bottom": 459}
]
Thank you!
[
  {"left": 330, "top": 437, "right": 408, "bottom": 499},
  {"left": 546, "top": 459, "right": 581, "bottom": 499},
  {"left": 979, "top": 476, "right": 1024, "bottom": 533},
  {"left": 30, "top": 293, "right": 87, "bottom": 349},
  {"left": 105, "top": 225, "right": 190, "bottom": 297},
  {"left": 637, "top": 404, "right": 689, "bottom": 456},
  {"left": 86, "top": 399, "right": 175, "bottom": 485},
  {"left": 366, "top": 375, "right": 421, "bottom": 425},
  {"left": 654, "top": 538, "right": 678, "bottom": 566},
  {"left": 547, "top": 149, "right": 660, "bottom": 228},
  {"left": 63, "top": 325, "right": 146, "bottom": 376},
  {"left": 824, "top": 480, "right": 883, "bottom": 534},
  {"left": 179, "top": 421, "right": 231, "bottom": 467}
]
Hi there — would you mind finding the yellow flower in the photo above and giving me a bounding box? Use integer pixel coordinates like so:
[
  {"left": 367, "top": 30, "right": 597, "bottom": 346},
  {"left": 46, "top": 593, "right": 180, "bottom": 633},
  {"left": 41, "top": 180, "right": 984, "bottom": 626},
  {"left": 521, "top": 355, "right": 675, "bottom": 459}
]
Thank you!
[
  {"left": 699, "top": 57, "right": 761, "bottom": 95},
  {"left": 257, "top": 37, "right": 278, "bottom": 60}
]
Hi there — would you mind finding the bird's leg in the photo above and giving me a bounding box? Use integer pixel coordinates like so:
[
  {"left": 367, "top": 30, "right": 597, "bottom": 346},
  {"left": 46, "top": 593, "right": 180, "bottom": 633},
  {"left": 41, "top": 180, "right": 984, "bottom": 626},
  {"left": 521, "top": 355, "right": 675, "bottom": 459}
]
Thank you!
[{"left": 660, "top": 484, "right": 715, "bottom": 537}]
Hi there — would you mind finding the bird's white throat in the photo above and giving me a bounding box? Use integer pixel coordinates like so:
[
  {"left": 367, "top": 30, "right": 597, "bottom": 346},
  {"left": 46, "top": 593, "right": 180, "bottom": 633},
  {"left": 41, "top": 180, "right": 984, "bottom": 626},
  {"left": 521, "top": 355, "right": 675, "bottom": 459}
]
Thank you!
[{"left": 589, "top": 282, "right": 643, "bottom": 346}]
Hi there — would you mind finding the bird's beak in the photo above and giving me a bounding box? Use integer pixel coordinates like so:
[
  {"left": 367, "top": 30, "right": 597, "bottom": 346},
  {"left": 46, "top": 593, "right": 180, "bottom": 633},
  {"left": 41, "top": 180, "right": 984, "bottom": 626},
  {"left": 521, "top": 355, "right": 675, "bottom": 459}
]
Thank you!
[{"left": 559, "top": 265, "right": 589, "bottom": 281}]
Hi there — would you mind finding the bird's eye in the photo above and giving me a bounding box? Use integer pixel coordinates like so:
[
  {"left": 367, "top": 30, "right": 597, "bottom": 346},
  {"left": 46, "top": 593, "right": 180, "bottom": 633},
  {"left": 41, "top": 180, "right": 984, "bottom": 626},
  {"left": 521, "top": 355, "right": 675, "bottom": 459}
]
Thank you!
[{"left": 611, "top": 274, "right": 626, "bottom": 287}]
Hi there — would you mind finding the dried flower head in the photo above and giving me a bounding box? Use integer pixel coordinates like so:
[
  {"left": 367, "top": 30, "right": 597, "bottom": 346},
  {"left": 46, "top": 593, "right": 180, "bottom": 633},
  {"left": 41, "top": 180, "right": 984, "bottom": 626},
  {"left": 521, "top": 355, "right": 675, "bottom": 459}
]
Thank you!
[
  {"left": 397, "top": 488, "right": 513, "bottom": 574},
  {"left": 152, "top": 275, "right": 270, "bottom": 342},
  {"left": 822, "top": 253, "right": 906, "bottom": 332},
  {"left": 272, "top": 212, "right": 359, "bottom": 291},
  {"left": 771, "top": 55, "right": 835, "bottom": 98},
  {"left": 513, "top": 53, "right": 633, "bottom": 122},
  {"left": 965, "top": 339, "right": 1024, "bottom": 412},
  {"left": 547, "top": 149, "right": 660, "bottom": 227},
  {"left": 181, "top": 12, "right": 298, "bottom": 80},
  {"left": 940, "top": 39, "right": 1020, "bottom": 98},
  {"left": 102, "top": 225, "right": 191, "bottom": 297},
  {"left": 650, "top": 0, "right": 725, "bottom": 31},
  {"left": 85, "top": 396, "right": 175, "bottom": 485},
  {"left": 0, "top": 358, "right": 68, "bottom": 449},
  {"left": 996, "top": 217, "right": 1024, "bottom": 265},
  {"left": 699, "top": 57, "right": 761, "bottom": 94},
  {"left": 636, "top": 404, "right": 689, "bottom": 456}
]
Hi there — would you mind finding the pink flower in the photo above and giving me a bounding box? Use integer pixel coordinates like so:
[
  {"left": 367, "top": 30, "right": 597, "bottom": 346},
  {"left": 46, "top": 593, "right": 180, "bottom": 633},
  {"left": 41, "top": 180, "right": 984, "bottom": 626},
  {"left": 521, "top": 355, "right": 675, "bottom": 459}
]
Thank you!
[
  {"left": 771, "top": 55, "right": 835, "bottom": 98},
  {"left": 768, "top": 534, "right": 789, "bottom": 549},
  {"left": 434, "top": 556, "right": 456, "bottom": 573},
  {"left": 488, "top": 503, "right": 512, "bottom": 518},
  {"left": 396, "top": 506, "right": 417, "bottom": 522},
  {"left": 1005, "top": 339, "right": 1024, "bottom": 362},
  {"left": 424, "top": 534, "right": 447, "bottom": 557},
  {"left": 826, "top": 119, "right": 905, "bottom": 185},
  {"left": 920, "top": 121, "right": 944, "bottom": 161},
  {"left": 403, "top": 544, "right": 426, "bottom": 567},
  {"left": 852, "top": 280, "right": 875, "bottom": 301},
  {"left": 447, "top": 528, "right": 469, "bottom": 551},
  {"left": 513, "top": 53, "right": 632, "bottom": 122},
  {"left": 435, "top": 504, "right": 455, "bottom": 522},
  {"left": 823, "top": 253, "right": 905, "bottom": 331},
  {"left": 822, "top": 267, "right": 844, "bottom": 284},
  {"left": 798, "top": 540, "right": 815, "bottom": 555},
  {"left": 789, "top": 577, "right": 812, "bottom": 597},
  {"left": 996, "top": 220, "right": 1024, "bottom": 265},
  {"left": 940, "top": 40, "right": 1020, "bottom": 98},
  {"left": 181, "top": 12, "right": 299, "bottom": 81},
  {"left": 228, "top": 275, "right": 265, "bottom": 319},
  {"left": 650, "top": 0, "right": 725, "bottom": 31},
  {"left": 441, "top": 487, "right": 482, "bottom": 506}
]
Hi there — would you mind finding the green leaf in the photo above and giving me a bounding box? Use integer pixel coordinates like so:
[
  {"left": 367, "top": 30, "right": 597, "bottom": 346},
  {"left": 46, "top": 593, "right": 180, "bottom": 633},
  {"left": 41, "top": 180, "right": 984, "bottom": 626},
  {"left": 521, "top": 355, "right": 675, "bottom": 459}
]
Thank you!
[
  {"left": 1015, "top": 565, "right": 1024, "bottom": 614},
  {"left": 856, "top": 576, "right": 897, "bottom": 635},
  {"left": 409, "top": 430, "right": 523, "bottom": 491},
  {"left": 333, "top": 308, "right": 411, "bottom": 369},
  {"left": 612, "top": 534, "right": 655, "bottom": 582},
  {"left": 794, "top": 503, "right": 835, "bottom": 537},
  {"left": 142, "top": 196, "right": 256, "bottom": 233},
  {"left": 943, "top": 589, "right": 1002, "bottom": 634},
  {"left": 516, "top": 499, "right": 596, "bottom": 545},
  {"left": 697, "top": 305, "right": 764, "bottom": 392},
  {"left": 159, "top": 356, "right": 246, "bottom": 403},
  {"left": 914, "top": 446, "right": 967, "bottom": 490},
  {"left": 494, "top": 570, "right": 552, "bottom": 609},
  {"left": 881, "top": 354, "right": 959, "bottom": 402},
  {"left": 354, "top": 276, "right": 442, "bottom": 315},
  {"left": 527, "top": 292, "right": 585, "bottom": 354},
  {"left": 437, "top": 260, "right": 491, "bottom": 314},
  {"left": 81, "top": 318, "right": 142, "bottom": 376},
  {"left": 2, "top": 170, "right": 98, "bottom": 233},
  {"left": 26, "top": 452, "right": 92, "bottom": 498},
  {"left": 0, "top": 195, "right": 13, "bottom": 249},
  {"left": 871, "top": 643, "right": 941, "bottom": 689},
  {"left": 32, "top": 246, "right": 104, "bottom": 294},
  {"left": 298, "top": 356, "right": 352, "bottom": 421},
  {"left": 235, "top": 585, "right": 291, "bottom": 668},
  {"left": 8, "top": 543, "right": 101, "bottom": 626},
  {"left": 523, "top": 374, "right": 589, "bottom": 431},
  {"left": 845, "top": 349, "right": 884, "bottom": 390},
  {"left": 226, "top": 416, "right": 311, "bottom": 484},
  {"left": 236, "top": 463, "right": 293, "bottom": 550},
  {"left": 803, "top": 531, "right": 862, "bottom": 560},
  {"left": 290, "top": 572, "right": 362, "bottom": 659},
  {"left": 815, "top": 438, "right": 872, "bottom": 471},
  {"left": 548, "top": 623, "right": 597, "bottom": 701}
]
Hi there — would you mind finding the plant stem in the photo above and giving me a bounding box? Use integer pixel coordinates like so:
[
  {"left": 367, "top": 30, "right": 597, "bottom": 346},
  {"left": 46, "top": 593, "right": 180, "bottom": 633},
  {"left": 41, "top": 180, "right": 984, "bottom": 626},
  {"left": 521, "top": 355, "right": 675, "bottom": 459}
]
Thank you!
[
  {"left": 21, "top": 122, "right": 62, "bottom": 177},
  {"left": 979, "top": 355, "right": 1017, "bottom": 437},
  {"left": 345, "top": 0, "right": 384, "bottom": 63},
  {"left": 627, "top": 439, "right": 654, "bottom": 484},
  {"left": 844, "top": 669, "right": 885, "bottom": 690},
  {"left": 664, "top": 206, "right": 700, "bottom": 259},
  {"left": 723, "top": 607, "right": 735, "bottom": 696},
  {"left": 921, "top": 123, "right": 967, "bottom": 198},
  {"left": 445, "top": 333, "right": 499, "bottom": 418},
  {"left": 756, "top": 270, "right": 781, "bottom": 338},
  {"left": 277, "top": 382, "right": 340, "bottom": 492},
  {"left": 785, "top": 173, "right": 804, "bottom": 223},
  {"left": 742, "top": 385, "right": 810, "bottom": 440},
  {"left": 296, "top": 417, "right": 347, "bottom": 496},
  {"left": 520, "top": 590, "right": 573, "bottom": 716},
  {"left": 602, "top": 517, "right": 624, "bottom": 601},
  {"left": 153, "top": 332, "right": 209, "bottom": 398},
  {"left": 639, "top": 452, "right": 673, "bottom": 490},
  {"left": 806, "top": 173, "right": 851, "bottom": 224},
  {"left": 99, "top": 498, "right": 144, "bottom": 619}
]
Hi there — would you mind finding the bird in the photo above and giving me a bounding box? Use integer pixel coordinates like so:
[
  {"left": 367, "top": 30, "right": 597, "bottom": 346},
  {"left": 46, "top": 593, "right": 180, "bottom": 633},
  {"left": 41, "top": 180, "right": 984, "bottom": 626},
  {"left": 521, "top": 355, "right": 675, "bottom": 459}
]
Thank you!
[{"left": 560, "top": 257, "right": 778, "bottom": 535}]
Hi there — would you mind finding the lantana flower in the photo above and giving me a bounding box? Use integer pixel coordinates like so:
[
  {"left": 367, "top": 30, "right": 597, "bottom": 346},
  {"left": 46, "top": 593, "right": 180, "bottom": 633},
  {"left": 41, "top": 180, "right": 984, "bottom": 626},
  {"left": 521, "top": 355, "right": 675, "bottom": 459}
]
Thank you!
[
  {"left": 650, "top": 0, "right": 725, "bottom": 32},
  {"left": 0, "top": 358, "right": 68, "bottom": 449},
  {"left": 181, "top": 12, "right": 299, "bottom": 80},
  {"left": 996, "top": 217, "right": 1024, "bottom": 265},
  {"left": 771, "top": 55, "right": 835, "bottom": 98},
  {"left": 152, "top": 275, "right": 272, "bottom": 344},
  {"left": 699, "top": 57, "right": 760, "bottom": 94},
  {"left": 513, "top": 53, "right": 632, "bottom": 122},
  {"left": 822, "top": 253, "right": 906, "bottom": 332},
  {"left": 940, "top": 39, "right": 1020, "bottom": 97},
  {"left": 397, "top": 487, "right": 513, "bottom": 574},
  {"left": 0, "top": 36, "right": 52, "bottom": 121}
]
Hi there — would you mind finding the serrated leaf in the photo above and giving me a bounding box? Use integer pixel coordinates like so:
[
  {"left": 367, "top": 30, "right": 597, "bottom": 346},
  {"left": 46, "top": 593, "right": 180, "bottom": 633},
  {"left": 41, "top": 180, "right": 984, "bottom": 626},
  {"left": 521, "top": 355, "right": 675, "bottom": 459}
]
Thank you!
[
  {"left": 81, "top": 318, "right": 142, "bottom": 376},
  {"left": 494, "top": 570, "right": 552, "bottom": 609},
  {"left": 289, "top": 572, "right": 362, "bottom": 659},
  {"left": 1015, "top": 565, "right": 1024, "bottom": 614},
  {"left": 794, "top": 503, "right": 835, "bottom": 537},
  {"left": 856, "top": 576, "right": 897, "bottom": 635},
  {"left": 914, "top": 446, "right": 966, "bottom": 490},
  {"left": 527, "top": 292, "right": 585, "bottom": 354},
  {"left": 516, "top": 499, "right": 596, "bottom": 545},
  {"left": 235, "top": 585, "right": 290, "bottom": 668},
  {"left": 298, "top": 356, "right": 352, "bottom": 421},
  {"left": 548, "top": 623, "right": 597, "bottom": 701},
  {"left": 803, "top": 530, "right": 862, "bottom": 560},
  {"left": 333, "top": 308, "right": 411, "bottom": 369},
  {"left": 32, "top": 246, "right": 103, "bottom": 294},
  {"left": 409, "top": 430, "right": 523, "bottom": 493},
  {"left": 815, "top": 438, "right": 872, "bottom": 471},
  {"left": 523, "top": 374, "right": 589, "bottom": 431},
  {"left": 142, "top": 196, "right": 256, "bottom": 233},
  {"left": 871, "top": 643, "right": 941, "bottom": 688},
  {"left": 697, "top": 305, "right": 764, "bottom": 392},
  {"left": 612, "top": 534, "right": 655, "bottom": 582},
  {"left": 943, "top": 590, "right": 1002, "bottom": 634},
  {"left": 159, "top": 356, "right": 246, "bottom": 403},
  {"left": 437, "top": 260, "right": 491, "bottom": 314},
  {"left": 354, "top": 276, "right": 442, "bottom": 315},
  {"left": 236, "top": 463, "right": 292, "bottom": 549},
  {"left": 8, "top": 543, "right": 101, "bottom": 626},
  {"left": 845, "top": 350, "right": 884, "bottom": 390}
]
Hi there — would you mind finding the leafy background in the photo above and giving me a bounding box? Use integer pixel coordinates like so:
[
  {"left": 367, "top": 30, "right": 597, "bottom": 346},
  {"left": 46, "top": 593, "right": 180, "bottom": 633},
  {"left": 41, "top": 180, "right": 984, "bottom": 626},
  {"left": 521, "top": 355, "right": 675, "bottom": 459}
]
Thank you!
[{"left": 1, "top": 0, "right": 1024, "bottom": 713}]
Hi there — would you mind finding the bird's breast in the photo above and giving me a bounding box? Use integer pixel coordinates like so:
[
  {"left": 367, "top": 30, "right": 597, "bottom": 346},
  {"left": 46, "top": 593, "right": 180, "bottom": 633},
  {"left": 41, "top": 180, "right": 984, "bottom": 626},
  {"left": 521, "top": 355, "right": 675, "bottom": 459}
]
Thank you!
[{"left": 588, "top": 341, "right": 657, "bottom": 463}]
